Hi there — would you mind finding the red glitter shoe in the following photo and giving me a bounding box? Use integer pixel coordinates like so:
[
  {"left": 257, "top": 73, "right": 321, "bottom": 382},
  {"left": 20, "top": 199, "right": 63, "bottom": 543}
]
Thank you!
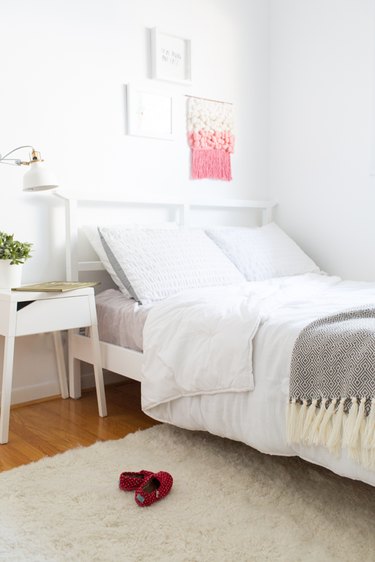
[
  {"left": 135, "top": 471, "right": 173, "bottom": 507},
  {"left": 119, "top": 470, "right": 153, "bottom": 492}
]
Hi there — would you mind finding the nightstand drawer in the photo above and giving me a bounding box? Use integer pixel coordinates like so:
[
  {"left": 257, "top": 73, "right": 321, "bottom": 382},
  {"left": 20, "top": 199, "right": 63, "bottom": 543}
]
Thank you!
[{"left": 15, "top": 296, "right": 92, "bottom": 336}]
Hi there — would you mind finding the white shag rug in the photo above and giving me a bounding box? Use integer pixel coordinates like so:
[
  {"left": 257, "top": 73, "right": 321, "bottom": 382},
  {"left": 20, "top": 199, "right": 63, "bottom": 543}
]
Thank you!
[{"left": 0, "top": 425, "right": 374, "bottom": 562}]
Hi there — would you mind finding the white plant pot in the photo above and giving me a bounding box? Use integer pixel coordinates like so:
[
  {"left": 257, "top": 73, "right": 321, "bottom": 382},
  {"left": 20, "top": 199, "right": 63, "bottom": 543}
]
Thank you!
[{"left": 0, "top": 261, "right": 23, "bottom": 289}]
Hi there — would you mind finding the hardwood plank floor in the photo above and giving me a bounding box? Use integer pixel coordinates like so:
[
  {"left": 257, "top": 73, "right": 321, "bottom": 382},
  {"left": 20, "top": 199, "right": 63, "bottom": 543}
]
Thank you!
[{"left": 0, "top": 381, "right": 158, "bottom": 472}]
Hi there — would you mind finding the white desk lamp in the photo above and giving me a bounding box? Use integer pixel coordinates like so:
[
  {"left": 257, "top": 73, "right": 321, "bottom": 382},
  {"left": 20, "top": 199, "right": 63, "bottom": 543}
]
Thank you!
[{"left": 0, "top": 145, "right": 58, "bottom": 191}]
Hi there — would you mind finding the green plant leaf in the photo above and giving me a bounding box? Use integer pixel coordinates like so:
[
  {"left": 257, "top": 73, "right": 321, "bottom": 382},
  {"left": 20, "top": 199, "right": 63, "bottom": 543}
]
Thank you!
[{"left": 0, "top": 231, "right": 32, "bottom": 264}]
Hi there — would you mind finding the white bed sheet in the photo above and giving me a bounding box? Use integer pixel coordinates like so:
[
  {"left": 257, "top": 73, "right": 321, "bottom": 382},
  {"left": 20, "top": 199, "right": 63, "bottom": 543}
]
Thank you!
[
  {"left": 142, "top": 273, "right": 375, "bottom": 487},
  {"left": 95, "top": 289, "right": 150, "bottom": 352}
]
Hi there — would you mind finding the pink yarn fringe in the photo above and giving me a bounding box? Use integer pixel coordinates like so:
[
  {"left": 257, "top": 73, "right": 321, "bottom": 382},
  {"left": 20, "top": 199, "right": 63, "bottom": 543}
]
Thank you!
[{"left": 191, "top": 149, "right": 232, "bottom": 181}]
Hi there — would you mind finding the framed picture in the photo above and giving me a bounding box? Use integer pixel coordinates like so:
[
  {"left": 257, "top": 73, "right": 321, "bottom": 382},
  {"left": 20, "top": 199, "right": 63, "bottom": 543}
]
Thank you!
[
  {"left": 151, "top": 28, "right": 191, "bottom": 85},
  {"left": 126, "top": 84, "right": 174, "bottom": 140}
]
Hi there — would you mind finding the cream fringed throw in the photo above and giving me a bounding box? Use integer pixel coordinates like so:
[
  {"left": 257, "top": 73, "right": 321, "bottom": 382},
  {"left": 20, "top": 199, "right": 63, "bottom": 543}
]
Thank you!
[{"left": 287, "top": 307, "right": 375, "bottom": 470}]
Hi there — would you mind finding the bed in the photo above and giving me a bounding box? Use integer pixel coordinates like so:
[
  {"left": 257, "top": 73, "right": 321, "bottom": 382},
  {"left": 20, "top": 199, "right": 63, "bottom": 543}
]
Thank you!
[{"left": 58, "top": 194, "right": 375, "bottom": 488}]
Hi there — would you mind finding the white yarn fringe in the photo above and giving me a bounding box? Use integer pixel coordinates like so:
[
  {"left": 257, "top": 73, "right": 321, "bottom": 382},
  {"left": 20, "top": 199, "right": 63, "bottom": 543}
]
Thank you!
[{"left": 287, "top": 397, "right": 375, "bottom": 470}]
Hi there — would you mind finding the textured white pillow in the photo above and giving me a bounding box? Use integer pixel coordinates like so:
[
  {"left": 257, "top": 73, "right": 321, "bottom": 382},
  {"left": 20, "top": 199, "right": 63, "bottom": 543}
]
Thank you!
[
  {"left": 205, "top": 222, "right": 319, "bottom": 281},
  {"left": 98, "top": 226, "right": 245, "bottom": 303},
  {"left": 82, "top": 223, "right": 178, "bottom": 298}
]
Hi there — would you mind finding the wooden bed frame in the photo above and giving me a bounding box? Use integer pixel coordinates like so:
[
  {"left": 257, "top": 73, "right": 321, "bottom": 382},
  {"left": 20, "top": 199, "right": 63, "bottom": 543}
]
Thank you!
[{"left": 57, "top": 194, "right": 276, "bottom": 407}]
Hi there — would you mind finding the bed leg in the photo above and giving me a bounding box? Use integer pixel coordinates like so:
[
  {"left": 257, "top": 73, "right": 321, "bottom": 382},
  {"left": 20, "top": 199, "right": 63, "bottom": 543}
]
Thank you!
[
  {"left": 68, "top": 328, "right": 82, "bottom": 399},
  {"left": 88, "top": 323, "right": 107, "bottom": 418}
]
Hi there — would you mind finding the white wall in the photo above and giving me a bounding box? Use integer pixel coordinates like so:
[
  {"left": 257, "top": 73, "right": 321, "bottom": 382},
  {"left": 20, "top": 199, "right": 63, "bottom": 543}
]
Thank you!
[
  {"left": 0, "top": 0, "right": 270, "bottom": 402},
  {"left": 268, "top": 0, "right": 375, "bottom": 280}
]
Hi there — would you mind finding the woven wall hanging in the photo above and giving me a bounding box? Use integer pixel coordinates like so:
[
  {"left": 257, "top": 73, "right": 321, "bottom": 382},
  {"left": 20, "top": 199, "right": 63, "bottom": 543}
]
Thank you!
[{"left": 187, "top": 96, "right": 234, "bottom": 181}]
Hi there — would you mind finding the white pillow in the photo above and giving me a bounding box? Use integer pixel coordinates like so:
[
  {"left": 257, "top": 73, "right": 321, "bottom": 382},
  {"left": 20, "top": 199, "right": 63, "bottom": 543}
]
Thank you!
[
  {"left": 82, "top": 223, "right": 177, "bottom": 298},
  {"left": 98, "top": 226, "right": 245, "bottom": 303},
  {"left": 205, "top": 222, "right": 319, "bottom": 281},
  {"left": 82, "top": 224, "right": 128, "bottom": 295}
]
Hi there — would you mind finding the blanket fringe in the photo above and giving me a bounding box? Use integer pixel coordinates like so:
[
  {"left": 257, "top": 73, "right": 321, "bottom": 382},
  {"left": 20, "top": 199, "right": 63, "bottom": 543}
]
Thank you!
[
  {"left": 310, "top": 399, "right": 327, "bottom": 446},
  {"left": 287, "top": 397, "right": 375, "bottom": 471},
  {"left": 296, "top": 400, "right": 308, "bottom": 439},
  {"left": 286, "top": 398, "right": 300, "bottom": 442},
  {"left": 348, "top": 397, "right": 366, "bottom": 450},
  {"left": 318, "top": 398, "right": 337, "bottom": 444},
  {"left": 343, "top": 397, "right": 359, "bottom": 449},
  {"left": 302, "top": 398, "right": 318, "bottom": 441},
  {"left": 364, "top": 398, "right": 375, "bottom": 448},
  {"left": 327, "top": 399, "right": 345, "bottom": 455}
]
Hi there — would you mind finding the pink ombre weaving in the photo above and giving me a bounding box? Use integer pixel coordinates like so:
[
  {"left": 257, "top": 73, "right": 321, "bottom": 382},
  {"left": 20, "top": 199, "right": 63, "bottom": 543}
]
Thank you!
[{"left": 187, "top": 97, "right": 234, "bottom": 181}]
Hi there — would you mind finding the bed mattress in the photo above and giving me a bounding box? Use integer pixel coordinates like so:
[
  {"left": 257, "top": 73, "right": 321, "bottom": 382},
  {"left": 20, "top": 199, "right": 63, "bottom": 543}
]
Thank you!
[{"left": 95, "top": 289, "right": 150, "bottom": 352}]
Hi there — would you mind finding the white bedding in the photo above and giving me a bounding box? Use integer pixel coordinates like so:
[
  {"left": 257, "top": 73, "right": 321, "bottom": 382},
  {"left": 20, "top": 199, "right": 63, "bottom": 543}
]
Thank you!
[
  {"left": 141, "top": 273, "right": 375, "bottom": 487},
  {"left": 142, "top": 284, "right": 262, "bottom": 407},
  {"left": 96, "top": 289, "right": 151, "bottom": 352}
]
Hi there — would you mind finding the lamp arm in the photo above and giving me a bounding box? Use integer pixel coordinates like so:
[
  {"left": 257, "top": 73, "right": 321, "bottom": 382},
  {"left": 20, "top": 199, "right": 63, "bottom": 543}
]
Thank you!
[{"left": 0, "top": 145, "right": 35, "bottom": 166}]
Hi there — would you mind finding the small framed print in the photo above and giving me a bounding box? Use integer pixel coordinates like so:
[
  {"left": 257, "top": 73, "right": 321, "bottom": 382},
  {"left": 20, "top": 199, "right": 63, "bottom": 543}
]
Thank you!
[
  {"left": 126, "top": 84, "right": 174, "bottom": 140},
  {"left": 151, "top": 28, "right": 192, "bottom": 85}
]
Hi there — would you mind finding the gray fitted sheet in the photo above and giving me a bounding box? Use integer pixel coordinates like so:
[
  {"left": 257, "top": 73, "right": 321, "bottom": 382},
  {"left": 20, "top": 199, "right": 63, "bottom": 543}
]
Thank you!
[{"left": 96, "top": 289, "right": 151, "bottom": 352}]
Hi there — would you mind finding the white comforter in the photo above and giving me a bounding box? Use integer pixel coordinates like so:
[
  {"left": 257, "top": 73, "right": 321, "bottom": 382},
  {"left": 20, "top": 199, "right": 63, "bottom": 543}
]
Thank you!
[
  {"left": 142, "top": 284, "right": 263, "bottom": 408},
  {"left": 142, "top": 273, "right": 375, "bottom": 487}
]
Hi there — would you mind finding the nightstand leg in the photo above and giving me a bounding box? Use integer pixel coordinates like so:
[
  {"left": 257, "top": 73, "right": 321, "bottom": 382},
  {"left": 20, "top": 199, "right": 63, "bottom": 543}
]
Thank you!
[
  {"left": 89, "top": 324, "right": 107, "bottom": 417},
  {"left": 68, "top": 329, "right": 81, "bottom": 399},
  {"left": 0, "top": 336, "right": 15, "bottom": 444},
  {"left": 52, "top": 332, "right": 69, "bottom": 399}
]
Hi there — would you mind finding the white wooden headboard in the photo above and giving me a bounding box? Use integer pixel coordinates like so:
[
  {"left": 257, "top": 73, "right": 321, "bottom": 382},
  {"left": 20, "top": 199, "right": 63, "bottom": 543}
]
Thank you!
[{"left": 56, "top": 194, "right": 277, "bottom": 283}]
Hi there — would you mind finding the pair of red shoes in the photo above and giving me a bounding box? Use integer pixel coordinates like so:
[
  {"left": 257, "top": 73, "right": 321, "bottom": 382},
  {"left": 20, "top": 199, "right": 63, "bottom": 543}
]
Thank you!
[{"left": 119, "top": 470, "right": 173, "bottom": 507}]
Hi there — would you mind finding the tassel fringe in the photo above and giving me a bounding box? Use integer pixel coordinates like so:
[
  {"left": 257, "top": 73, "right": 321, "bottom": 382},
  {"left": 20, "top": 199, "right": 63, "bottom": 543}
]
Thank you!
[
  {"left": 302, "top": 398, "right": 318, "bottom": 441},
  {"left": 327, "top": 399, "right": 345, "bottom": 455},
  {"left": 318, "top": 398, "right": 337, "bottom": 444},
  {"left": 343, "top": 397, "right": 359, "bottom": 448},
  {"left": 364, "top": 399, "right": 375, "bottom": 448},
  {"left": 191, "top": 149, "right": 232, "bottom": 181},
  {"left": 287, "top": 396, "right": 375, "bottom": 471},
  {"left": 310, "top": 399, "right": 327, "bottom": 445}
]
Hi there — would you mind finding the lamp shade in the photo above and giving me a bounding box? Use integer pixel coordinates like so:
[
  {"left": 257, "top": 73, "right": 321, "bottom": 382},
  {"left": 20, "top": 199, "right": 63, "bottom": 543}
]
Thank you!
[{"left": 22, "top": 162, "right": 58, "bottom": 192}]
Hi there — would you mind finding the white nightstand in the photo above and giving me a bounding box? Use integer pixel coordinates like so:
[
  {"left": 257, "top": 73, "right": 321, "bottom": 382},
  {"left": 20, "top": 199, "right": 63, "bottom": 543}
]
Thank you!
[{"left": 0, "top": 287, "right": 107, "bottom": 444}]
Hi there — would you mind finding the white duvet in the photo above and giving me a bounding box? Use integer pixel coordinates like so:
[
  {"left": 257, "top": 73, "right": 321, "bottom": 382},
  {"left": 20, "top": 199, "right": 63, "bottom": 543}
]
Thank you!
[{"left": 142, "top": 273, "right": 375, "bottom": 487}]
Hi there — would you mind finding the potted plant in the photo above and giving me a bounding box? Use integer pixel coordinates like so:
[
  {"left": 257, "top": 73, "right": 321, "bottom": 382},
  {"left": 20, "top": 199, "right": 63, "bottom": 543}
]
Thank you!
[{"left": 0, "top": 231, "right": 32, "bottom": 288}]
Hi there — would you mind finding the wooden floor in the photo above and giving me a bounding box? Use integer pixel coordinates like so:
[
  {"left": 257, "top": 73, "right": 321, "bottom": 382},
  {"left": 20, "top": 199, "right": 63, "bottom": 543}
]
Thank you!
[{"left": 0, "top": 381, "right": 158, "bottom": 472}]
